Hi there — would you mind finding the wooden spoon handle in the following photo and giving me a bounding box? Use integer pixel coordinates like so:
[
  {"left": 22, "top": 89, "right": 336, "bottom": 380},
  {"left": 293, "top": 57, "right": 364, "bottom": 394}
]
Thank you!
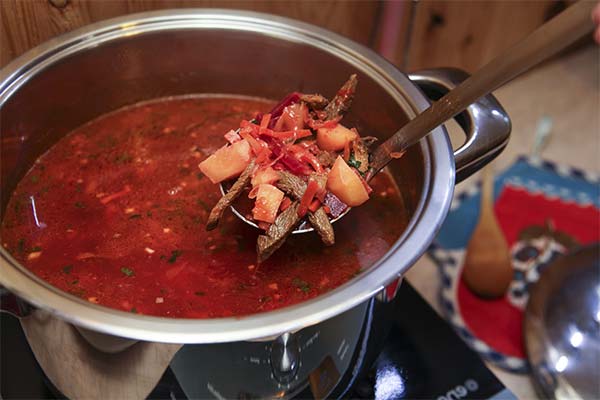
[
  {"left": 368, "top": 1, "right": 595, "bottom": 178},
  {"left": 480, "top": 165, "right": 495, "bottom": 217}
]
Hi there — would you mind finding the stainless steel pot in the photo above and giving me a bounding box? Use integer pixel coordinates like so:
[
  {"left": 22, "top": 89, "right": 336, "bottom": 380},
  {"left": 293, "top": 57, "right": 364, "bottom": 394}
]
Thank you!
[{"left": 0, "top": 10, "right": 510, "bottom": 344}]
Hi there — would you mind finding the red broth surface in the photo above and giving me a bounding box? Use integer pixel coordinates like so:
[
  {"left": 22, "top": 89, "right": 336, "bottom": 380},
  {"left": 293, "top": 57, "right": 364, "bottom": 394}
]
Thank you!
[{"left": 1, "top": 96, "right": 409, "bottom": 318}]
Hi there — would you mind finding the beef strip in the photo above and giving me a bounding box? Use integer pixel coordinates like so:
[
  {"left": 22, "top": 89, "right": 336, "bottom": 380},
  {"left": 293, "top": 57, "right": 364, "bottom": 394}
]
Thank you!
[
  {"left": 299, "top": 94, "right": 329, "bottom": 110},
  {"left": 324, "top": 74, "right": 358, "bottom": 120},
  {"left": 206, "top": 160, "right": 255, "bottom": 231},
  {"left": 277, "top": 171, "right": 335, "bottom": 246},
  {"left": 308, "top": 209, "right": 335, "bottom": 245},
  {"left": 361, "top": 136, "right": 379, "bottom": 148},
  {"left": 277, "top": 171, "right": 306, "bottom": 199},
  {"left": 351, "top": 139, "right": 370, "bottom": 174},
  {"left": 256, "top": 202, "right": 300, "bottom": 263},
  {"left": 316, "top": 150, "right": 337, "bottom": 168}
]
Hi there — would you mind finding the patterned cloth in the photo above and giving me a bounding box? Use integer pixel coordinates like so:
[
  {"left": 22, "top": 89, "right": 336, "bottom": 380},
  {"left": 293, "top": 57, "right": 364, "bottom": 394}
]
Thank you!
[{"left": 428, "top": 156, "right": 599, "bottom": 373}]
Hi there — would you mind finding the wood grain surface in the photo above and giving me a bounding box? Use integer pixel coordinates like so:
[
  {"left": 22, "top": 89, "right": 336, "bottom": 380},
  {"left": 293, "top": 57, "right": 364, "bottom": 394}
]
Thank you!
[
  {"left": 402, "top": 0, "right": 568, "bottom": 72},
  {"left": 2, "top": 0, "right": 566, "bottom": 71},
  {"left": 0, "top": 0, "right": 380, "bottom": 67}
]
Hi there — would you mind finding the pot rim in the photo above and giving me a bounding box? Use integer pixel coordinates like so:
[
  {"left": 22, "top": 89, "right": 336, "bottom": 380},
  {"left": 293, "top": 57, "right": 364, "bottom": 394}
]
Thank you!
[{"left": 0, "top": 9, "right": 455, "bottom": 343}]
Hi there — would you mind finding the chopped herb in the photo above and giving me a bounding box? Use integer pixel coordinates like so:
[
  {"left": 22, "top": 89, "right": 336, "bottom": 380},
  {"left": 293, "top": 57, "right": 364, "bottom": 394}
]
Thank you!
[
  {"left": 99, "top": 136, "right": 117, "bottom": 149},
  {"left": 352, "top": 269, "right": 362, "bottom": 277},
  {"left": 114, "top": 153, "right": 132, "bottom": 164},
  {"left": 75, "top": 183, "right": 83, "bottom": 193},
  {"left": 237, "top": 283, "right": 248, "bottom": 291},
  {"left": 30, "top": 175, "right": 40, "bottom": 184},
  {"left": 347, "top": 154, "right": 362, "bottom": 170},
  {"left": 146, "top": 211, "right": 153, "bottom": 217},
  {"left": 159, "top": 255, "right": 166, "bottom": 261},
  {"left": 120, "top": 266, "right": 135, "bottom": 277},
  {"left": 194, "top": 291, "right": 205, "bottom": 296},
  {"left": 167, "top": 250, "right": 182, "bottom": 263},
  {"left": 31, "top": 246, "right": 42, "bottom": 252},
  {"left": 75, "top": 201, "right": 85, "bottom": 208},
  {"left": 130, "top": 307, "right": 138, "bottom": 313},
  {"left": 128, "top": 214, "right": 142, "bottom": 219},
  {"left": 38, "top": 164, "right": 46, "bottom": 171},
  {"left": 196, "top": 172, "right": 205, "bottom": 180},
  {"left": 179, "top": 167, "right": 191, "bottom": 176},
  {"left": 68, "top": 288, "right": 86, "bottom": 297},
  {"left": 62, "top": 265, "right": 73, "bottom": 274},
  {"left": 292, "top": 278, "right": 311, "bottom": 293},
  {"left": 17, "top": 238, "right": 25, "bottom": 254},
  {"left": 70, "top": 279, "right": 79, "bottom": 285},
  {"left": 196, "top": 199, "right": 211, "bottom": 212},
  {"left": 14, "top": 200, "right": 22, "bottom": 215}
]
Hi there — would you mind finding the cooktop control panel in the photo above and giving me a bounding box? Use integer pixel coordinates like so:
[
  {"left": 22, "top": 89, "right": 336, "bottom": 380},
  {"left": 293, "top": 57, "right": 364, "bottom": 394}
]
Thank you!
[{"left": 169, "top": 301, "right": 369, "bottom": 399}]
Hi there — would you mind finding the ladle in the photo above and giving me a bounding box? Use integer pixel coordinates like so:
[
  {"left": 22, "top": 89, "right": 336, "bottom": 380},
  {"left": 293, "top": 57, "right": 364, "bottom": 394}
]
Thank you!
[{"left": 224, "top": 0, "right": 594, "bottom": 233}]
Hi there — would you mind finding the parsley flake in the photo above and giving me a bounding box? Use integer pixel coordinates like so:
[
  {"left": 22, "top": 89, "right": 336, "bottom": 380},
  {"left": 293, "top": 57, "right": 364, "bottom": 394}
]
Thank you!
[
  {"left": 167, "top": 250, "right": 182, "bottom": 263},
  {"left": 292, "top": 278, "right": 311, "bottom": 293}
]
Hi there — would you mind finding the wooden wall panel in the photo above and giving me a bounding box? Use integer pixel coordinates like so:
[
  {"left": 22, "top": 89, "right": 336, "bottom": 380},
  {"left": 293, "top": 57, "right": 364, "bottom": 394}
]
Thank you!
[
  {"left": 402, "top": 0, "right": 567, "bottom": 72},
  {"left": 0, "top": 0, "right": 381, "bottom": 67}
]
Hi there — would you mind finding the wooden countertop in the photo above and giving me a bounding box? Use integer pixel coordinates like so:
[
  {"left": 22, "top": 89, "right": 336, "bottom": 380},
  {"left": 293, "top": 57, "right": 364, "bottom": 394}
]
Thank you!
[{"left": 405, "top": 43, "right": 599, "bottom": 399}]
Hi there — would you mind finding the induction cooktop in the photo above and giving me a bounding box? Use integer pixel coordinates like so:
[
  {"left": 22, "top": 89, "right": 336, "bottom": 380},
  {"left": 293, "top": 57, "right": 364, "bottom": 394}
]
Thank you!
[{"left": 1, "top": 282, "right": 515, "bottom": 399}]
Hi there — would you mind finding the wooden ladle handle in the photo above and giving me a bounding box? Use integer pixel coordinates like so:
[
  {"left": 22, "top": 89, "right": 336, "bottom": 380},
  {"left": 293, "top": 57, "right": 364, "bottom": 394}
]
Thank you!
[{"left": 368, "top": 0, "right": 595, "bottom": 179}]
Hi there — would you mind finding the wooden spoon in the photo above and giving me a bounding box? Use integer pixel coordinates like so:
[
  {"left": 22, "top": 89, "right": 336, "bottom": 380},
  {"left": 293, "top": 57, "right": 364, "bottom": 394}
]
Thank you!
[{"left": 462, "top": 165, "right": 512, "bottom": 298}]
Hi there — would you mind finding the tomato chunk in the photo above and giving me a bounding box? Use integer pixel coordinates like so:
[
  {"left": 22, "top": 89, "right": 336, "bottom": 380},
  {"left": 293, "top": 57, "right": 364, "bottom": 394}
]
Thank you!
[
  {"left": 326, "top": 156, "right": 370, "bottom": 206},
  {"left": 317, "top": 124, "right": 357, "bottom": 151},
  {"left": 252, "top": 184, "right": 285, "bottom": 223},
  {"left": 198, "top": 140, "right": 252, "bottom": 183}
]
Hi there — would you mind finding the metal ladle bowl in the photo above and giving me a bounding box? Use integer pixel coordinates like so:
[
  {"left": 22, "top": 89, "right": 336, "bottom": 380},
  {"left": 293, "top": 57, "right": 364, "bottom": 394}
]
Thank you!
[{"left": 219, "top": 179, "right": 351, "bottom": 234}]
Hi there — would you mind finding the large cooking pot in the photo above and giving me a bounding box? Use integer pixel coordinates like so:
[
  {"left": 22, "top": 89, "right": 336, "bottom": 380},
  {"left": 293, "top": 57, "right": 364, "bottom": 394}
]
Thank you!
[{"left": 0, "top": 10, "right": 510, "bottom": 345}]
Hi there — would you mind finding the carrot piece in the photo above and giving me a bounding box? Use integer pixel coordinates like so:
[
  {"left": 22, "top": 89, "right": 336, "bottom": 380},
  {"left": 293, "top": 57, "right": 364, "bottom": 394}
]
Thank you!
[
  {"left": 100, "top": 185, "right": 131, "bottom": 204},
  {"left": 255, "top": 148, "right": 272, "bottom": 164},
  {"left": 343, "top": 140, "right": 351, "bottom": 162},
  {"left": 280, "top": 196, "right": 292, "bottom": 211},
  {"left": 260, "top": 114, "right": 272, "bottom": 130},
  {"left": 298, "top": 179, "right": 320, "bottom": 217},
  {"left": 257, "top": 221, "right": 271, "bottom": 231},
  {"left": 239, "top": 130, "right": 266, "bottom": 155},
  {"left": 308, "top": 199, "right": 321, "bottom": 213},
  {"left": 300, "top": 152, "right": 323, "bottom": 173}
]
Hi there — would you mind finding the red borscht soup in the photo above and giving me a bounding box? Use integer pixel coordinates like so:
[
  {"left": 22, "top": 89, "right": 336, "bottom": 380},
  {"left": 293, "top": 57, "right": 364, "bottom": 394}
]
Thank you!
[{"left": 0, "top": 96, "right": 409, "bottom": 318}]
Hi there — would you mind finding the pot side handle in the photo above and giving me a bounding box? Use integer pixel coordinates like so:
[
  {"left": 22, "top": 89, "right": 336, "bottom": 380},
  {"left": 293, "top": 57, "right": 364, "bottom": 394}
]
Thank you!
[{"left": 408, "top": 68, "right": 511, "bottom": 183}]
